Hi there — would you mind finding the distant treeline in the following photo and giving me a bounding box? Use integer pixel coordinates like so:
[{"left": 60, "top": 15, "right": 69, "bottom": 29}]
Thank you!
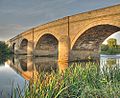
[
  {"left": 100, "top": 38, "right": 120, "bottom": 55},
  {"left": 0, "top": 41, "right": 11, "bottom": 64}
]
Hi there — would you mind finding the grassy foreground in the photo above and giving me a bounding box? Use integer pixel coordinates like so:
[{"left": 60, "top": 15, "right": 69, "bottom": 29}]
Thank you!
[{"left": 14, "top": 63, "right": 120, "bottom": 98}]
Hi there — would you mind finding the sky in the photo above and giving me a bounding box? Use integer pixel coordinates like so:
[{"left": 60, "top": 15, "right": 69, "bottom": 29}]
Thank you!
[
  {"left": 103, "top": 31, "right": 120, "bottom": 45},
  {"left": 0, "top": 0, "right": 120, "bottom": 41}
]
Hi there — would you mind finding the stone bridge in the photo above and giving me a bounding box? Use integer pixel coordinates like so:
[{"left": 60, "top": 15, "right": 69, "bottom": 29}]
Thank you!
[{"left": 7, "top": 4, "right": 120, "bottom": 71}]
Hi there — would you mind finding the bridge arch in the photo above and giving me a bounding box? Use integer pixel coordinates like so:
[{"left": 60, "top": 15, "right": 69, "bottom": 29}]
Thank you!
[
  {"left": 34, "top": 33, "right": 58, "bottom": 57},
  {"left": 71, "top": 23, "right": 120, "bottom": 60},
  {"left": 20, "top": 39, "right": 28, "bottom": 54},
  {"left": 34, "top": 32, "right": 59, "bottom": 48},
  {"left": 71, "top": 19, "right": 120, "bottom": 49}
]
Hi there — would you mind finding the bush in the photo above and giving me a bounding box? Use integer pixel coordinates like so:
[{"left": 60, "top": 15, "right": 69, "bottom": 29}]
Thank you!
[{"left": 100, "top": 44, "right": 120, "bottom": 55}]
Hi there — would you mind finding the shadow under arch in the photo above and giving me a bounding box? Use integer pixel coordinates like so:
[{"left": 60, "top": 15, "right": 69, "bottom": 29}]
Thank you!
[
  {"left": 20, "top": 39, "right": 28, "bottom": 54},
  {"left": 12, "top": 43, "right": 16, "bottom": 53},
  {"left": 34, "top": 34, "right": 58, "bottom": 58},
  {"left": 35, "top": 59, "right": 58, "bottom": 73},
  {"left": 71, "top": 24, "right": 120, "bottom": 60},
  {"left": 19, "top": 60, "right": 27, "bottom": 71}
]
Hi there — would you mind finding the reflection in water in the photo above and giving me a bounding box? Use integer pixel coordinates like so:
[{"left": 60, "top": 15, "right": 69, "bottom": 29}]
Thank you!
[
  {"left": 100, "top": 55, "right": 120, "bottom": 71},
  {"left": 34, "top": 57, "right": 58, "bottom": 73},
  {"left": 8, "top": 56, "right": 58, "bottom": 81},
  {"left": 0, "top": 54, "right": 120, "bottom": 97},
  {"left": 35, "top": 61, "right": 57, "bottom": 73},
  {"left": 8, "top": 55, "right": 120, "bottom": 82},
  {"left": 0, "top": 55, "right": 10, "bottom": 65},
  {"left": 0, "top": 61, "right": 28, "bottom": 98},
  {"left": 8, "top": 56, "right": 34, "bottom": 81},
  {"left": 9, "top": 55, "right": 120, "bottom": 81},
  {"left": 106, "top": 58, "right": 116, "bottom": 68},
  {"left": 20, "top": 60, "right": 27, "bottom": 71}
]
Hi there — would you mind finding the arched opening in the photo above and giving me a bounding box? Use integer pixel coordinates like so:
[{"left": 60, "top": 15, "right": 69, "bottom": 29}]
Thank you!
[
  {"left": 71, "top": 24, "right": 120, "bottom": 60},
  {"left": 20, "top": 39, "right": 28, "bottom": 54},
  {"left": 35, "top": 34, "right": 58, "bottom": 58},
  {"left": 100, "top": 31, "right": 120, "bottom": 54},
  {"left": 100, "top": 31, "right": 120, "bottom": 71},
  {"left": 12, "top": 43, "right": 16, "bottom": 53}
]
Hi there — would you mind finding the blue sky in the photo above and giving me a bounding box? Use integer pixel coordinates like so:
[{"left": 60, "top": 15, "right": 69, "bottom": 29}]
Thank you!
[{"left": 0, "top": 0, "right": 120, "bottom": 41}]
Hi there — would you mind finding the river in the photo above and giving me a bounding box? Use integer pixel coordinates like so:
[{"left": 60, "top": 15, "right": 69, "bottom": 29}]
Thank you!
[{"left": 0, "top": 55, "right": 120, "bottom": 98}]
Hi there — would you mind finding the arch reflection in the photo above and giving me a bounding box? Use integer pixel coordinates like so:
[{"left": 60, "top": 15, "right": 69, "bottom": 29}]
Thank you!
[
  {"left": 7, "top": 56, "right": 59, "bottom": 81},
  {"left": 100, "top": 55, "right": 120, "bottom": 71},
  {"left": 7, "top": 56, "right": 34, "bottom": 80}
]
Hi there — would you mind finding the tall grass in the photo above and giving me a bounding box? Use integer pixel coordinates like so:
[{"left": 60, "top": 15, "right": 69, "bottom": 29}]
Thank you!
[{"left": 13, "top": 62, "right": 120, "bottom": 98}]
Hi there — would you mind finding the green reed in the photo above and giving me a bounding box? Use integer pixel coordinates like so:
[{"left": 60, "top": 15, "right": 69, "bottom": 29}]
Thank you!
[{"left": 13, "top": 62, "right": 120, "bottom": 98}]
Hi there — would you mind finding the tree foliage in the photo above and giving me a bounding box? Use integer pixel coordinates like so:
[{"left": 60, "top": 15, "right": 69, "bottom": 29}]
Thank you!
[
  {"left": 0, "top": 41, "right": 11, "bottom": 64},
  {"left": 107, "top": 38, "right": 117, "bottom": 48},
  {"left": 101, "top": 44, "right": 109, "bottom": 51},
  {"left": 101, "top": 38, "right": 120, "bottom": 55}
]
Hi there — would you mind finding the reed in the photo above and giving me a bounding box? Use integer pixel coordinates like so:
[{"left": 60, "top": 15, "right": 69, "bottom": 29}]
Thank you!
[{"left": 13, "top": 62, "right": 120, "bottom": 98}]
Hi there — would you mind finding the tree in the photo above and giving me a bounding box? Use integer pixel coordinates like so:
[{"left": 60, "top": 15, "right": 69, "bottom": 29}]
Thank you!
[
  {"left": 100, "top": 38, "right": 120, "bottom": 55},
  {"left": 0, "top": 41, "right": 11, "bottom": 64},
  {"left": 107, "top": 38, "right": 117, "bottom": 48},
  {"left": 101, "top": 44, "right": 109, "bottom": 51}
]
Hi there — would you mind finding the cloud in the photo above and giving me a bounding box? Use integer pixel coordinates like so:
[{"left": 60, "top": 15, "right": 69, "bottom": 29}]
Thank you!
[
  {"left": 0, "top": 24, "right": 31, "bottom": 41},
  {"left": 0, "top": 0, "right": 120, "bottom": 40},
  {"left": 0, "top": 0, "right": 75, "bottom": 15}
]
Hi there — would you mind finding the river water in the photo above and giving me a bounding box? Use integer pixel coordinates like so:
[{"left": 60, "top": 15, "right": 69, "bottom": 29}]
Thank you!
[{"left": 0, "top": 55, "right": 120, "bottom": 98}]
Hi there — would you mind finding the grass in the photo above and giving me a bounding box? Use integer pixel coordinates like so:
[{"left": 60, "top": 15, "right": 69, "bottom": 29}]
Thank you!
[{"left": 12, "top": 62, "right": 120, "bottom": 98}]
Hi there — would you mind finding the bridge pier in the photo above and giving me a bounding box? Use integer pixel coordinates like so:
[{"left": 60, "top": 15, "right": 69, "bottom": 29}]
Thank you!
[
  {"left": 14, "top": 44, "right": 19, "bottom": 54},
  {"left": 58, "top": 36, "right": 70, "bottom": 72},
  {"left": 27, "top": 56, "right": 33, "bottom": 71},
  {"left": 27, "top": 41, "right": 33, "bottom": 56}
]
